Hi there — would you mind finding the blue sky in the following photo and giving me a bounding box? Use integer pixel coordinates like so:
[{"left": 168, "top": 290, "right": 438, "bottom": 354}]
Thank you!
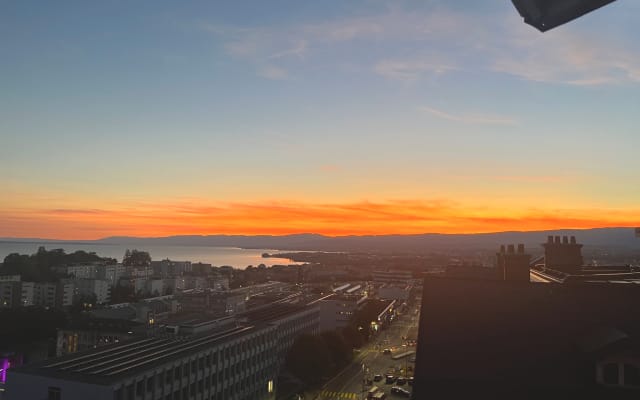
[{"left": 1, "top": 0, "right": 639, "bottom": 238}]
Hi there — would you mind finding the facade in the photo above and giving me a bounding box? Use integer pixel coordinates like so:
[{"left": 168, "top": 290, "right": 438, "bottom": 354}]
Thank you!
[
  {"left": 6, "top": 303, "right": 319, "bottom": 400},
  {"left": 75, "top": 279, "right": 112, "bottom": 304},
  {"left": 317, "top": 294, "right": 366, "bottom": 332},
  {"left": 54, "top": 264, "right": 99, "bottom": 279},
  {"left": 0, "top": 281, "right": 21, "bottom": 307},
  {"left": 20, "top": 282, "right": 35, "bottom": 306},
  {"left": 97, "top": 264, "right": 127, "bottom": 286},
  {"left": 151, "top": 260, "right": 192, "bottom": 277},
  {"left": 179, "top": 290, "right": 246, "bottom": 316}
]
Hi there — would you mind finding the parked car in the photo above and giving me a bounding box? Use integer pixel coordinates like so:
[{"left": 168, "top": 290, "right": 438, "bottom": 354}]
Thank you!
[
  {"left": 396, "top": 377, "right": 406, "bottom": 385},
  {"left": 385, "top": 374, "right": 396, "bottom": 384},
  {"left": 408, "top": 377, "right": 414, "bottom": 386},
  {"left": 373, "top": 374, "right": 383, "bottom": 382}
]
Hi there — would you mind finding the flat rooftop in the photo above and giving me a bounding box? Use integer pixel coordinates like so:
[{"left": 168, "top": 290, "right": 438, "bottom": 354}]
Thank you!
[{"left": 11, "top": 325, "right": 256, "bottom": 385}]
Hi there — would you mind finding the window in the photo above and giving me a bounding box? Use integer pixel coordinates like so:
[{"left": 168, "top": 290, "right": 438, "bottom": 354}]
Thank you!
[
  {"left": 48, "top": 387, "right": 61, "bottom": 400},
  {"left": 146, "top": 376, "right": 154, "bottom": 392},
  {"left": 603, "top": 363, "right": 619, "bottom": 385}
]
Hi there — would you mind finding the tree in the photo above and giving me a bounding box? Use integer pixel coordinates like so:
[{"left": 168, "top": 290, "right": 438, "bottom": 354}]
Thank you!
[
  {"left": 320, "top": 330, "right": 352, "bottom": 369},
  {"left": 123, "top": 249, "right": 151, "bottom": 267},
  {"left": 285, "top": 334, "right": 332, "bottom": 385}
]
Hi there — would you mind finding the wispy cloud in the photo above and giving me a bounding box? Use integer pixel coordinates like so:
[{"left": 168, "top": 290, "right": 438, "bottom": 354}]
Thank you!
[
  {"left": 267, "top": 40, "right": 308, "bottom": 60},
  {"left": 258, "top": 65, "right": 290, "bottom": 80},
  {"left": 420, "top": 106, "right": 518, "bottom": 126},
  {"left": 490, "top": 19, "right": 640, "bottom": 86},
  {"left": 374, "top": 60, "right": 456, "bottom": 81},
  {"left": 201, "top": 5, "right": 640, "bottom": 87}
]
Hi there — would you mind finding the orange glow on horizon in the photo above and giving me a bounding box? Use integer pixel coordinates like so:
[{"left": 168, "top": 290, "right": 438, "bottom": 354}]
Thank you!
[{"left": 1, "top": 199, "right": 639, "bottom": 240}]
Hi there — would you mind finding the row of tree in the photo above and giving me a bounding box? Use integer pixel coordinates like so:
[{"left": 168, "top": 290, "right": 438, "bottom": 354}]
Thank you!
[{"left": 0, "top": 247, "right": 117, "bottom": 282}]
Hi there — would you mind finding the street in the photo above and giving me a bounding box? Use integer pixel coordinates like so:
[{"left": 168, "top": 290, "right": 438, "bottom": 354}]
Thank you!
[{"left": 314, "top": 306, "right": 419, "bottom": 399}]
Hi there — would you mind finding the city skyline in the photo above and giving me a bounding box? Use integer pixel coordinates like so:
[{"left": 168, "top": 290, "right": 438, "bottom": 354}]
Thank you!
[{"left": 2, "top": 0, "right": 640, "bottom": 239}]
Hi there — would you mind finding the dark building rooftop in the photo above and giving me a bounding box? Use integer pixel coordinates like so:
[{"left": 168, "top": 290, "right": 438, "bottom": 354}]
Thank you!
[{"left": 413, "top": 277, "right": 640, "bottom": 399}]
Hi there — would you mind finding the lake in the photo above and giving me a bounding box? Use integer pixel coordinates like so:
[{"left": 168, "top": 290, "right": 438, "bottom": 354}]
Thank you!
[{"left": 0, "top": 242, "right": 300, "bottom": 269}]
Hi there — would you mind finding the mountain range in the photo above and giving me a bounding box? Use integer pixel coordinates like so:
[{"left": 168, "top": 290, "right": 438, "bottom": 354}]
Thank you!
[{"left": 2, "top": 228, "right": 639, "bottom": 253}]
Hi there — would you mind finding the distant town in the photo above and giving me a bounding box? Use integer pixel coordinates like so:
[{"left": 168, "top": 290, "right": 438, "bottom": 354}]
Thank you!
[{"left": 1, "top": 229, "right": 639, "bottom": 399}]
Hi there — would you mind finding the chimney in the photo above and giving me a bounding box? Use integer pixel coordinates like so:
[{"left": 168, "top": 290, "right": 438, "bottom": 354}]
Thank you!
[
  {"left": 547, "top": 235, "right": 554, "bottom": 244},
  {"left": 517, "top": 244, "right": 525, "bottom": 254},
  {"left": 500, "top": 245, "right": 506, "bottom": 253},
  {"left": 570, "top": 236, "right": 576, "bottom": 244},
  {"left": 562, "top": 236, "right": 569, "bottom": 245},
  {"left": 507, "top": 244, "right": 515, "bottom": 254},
  {"left": 554, "top": 236, "right": 561, "bottom": 244}
]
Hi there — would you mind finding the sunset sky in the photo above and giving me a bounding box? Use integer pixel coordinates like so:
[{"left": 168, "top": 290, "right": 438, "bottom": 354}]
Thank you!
[{"left": 2, "top": 0, "right": 639, "bottom": 239}]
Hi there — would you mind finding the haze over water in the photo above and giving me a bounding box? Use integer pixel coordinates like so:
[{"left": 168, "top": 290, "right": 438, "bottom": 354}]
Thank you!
[{"left": 0, "top": 242, "right": 299, "bottom": 269}]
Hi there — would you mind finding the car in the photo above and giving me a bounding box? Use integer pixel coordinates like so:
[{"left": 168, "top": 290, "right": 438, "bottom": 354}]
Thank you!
[
  {"left": 385, "top": 375, "right": 396, "bottom": 384},
  {"left": 407, "top": 377, "right": 414, "bottom": 386},
  {"left": 396, "top": 377, "right": 406, "bottom": 385},
  {"left": 390, "top": 387, "right": 411, "bottom": 397},
  {"left": 383, "top": 348, "right": 392, "bottom": 354},
  {"left": 373, "top": 374, "right": 383, "bottom": 382}
]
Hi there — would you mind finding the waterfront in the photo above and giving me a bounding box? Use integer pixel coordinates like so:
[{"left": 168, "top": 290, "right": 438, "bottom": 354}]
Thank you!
[{"left": 0, "top": 242, "right": 301, "bottom": 269}]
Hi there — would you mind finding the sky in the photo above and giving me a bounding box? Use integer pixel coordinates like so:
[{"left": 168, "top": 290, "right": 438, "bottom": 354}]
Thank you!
[{"left": 1, "top": 0, "right": 639, "bottom": 239}]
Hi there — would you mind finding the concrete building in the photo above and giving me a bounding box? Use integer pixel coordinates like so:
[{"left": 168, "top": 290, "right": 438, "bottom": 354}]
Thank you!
[
  {"left": 0, "top": 281, "right": 21, "bottom": 308},
  {"left": 151, "top": 260, "right": 192, "bottom": 277},
  {"left": 97, "top": 264, "right": 127, "bottom": 286},
  {"left": 6, "top": 303, "right": 319, "bottom": 400},
  {"left": 30, "top": 281, "right": 74, "bottom": 308},
  {"left": 179, "top": 290, "right": 246, "bottom": 316},
  {"left": 54, "top": 264, "right": 99, "bottom": 279},
  {"left": 75, "top": 279, "right": 112, "bottom": 304},
  {"left": 20, "top": 282, "right": 35, "bottom": 306},
  {"left": 317, "top": 294, "right": 367, "bottom": 332}
]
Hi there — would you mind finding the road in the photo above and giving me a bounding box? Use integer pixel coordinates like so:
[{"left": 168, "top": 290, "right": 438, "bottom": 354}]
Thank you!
[{"left": 315, "top": 307, "right": 419, "bottom": 400}]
